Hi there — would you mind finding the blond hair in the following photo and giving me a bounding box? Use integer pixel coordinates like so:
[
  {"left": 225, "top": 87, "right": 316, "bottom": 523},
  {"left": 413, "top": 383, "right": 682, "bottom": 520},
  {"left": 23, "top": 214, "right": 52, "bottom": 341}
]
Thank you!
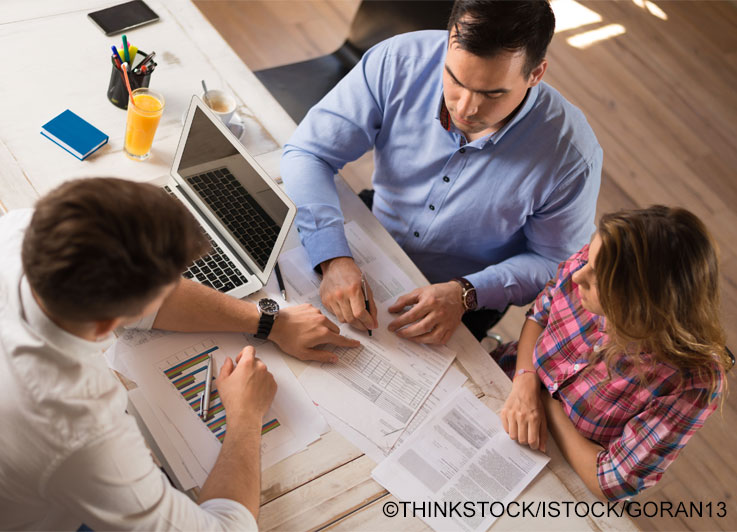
[{"left": 592, "top": 206, "right": 728, "bottom": 402}]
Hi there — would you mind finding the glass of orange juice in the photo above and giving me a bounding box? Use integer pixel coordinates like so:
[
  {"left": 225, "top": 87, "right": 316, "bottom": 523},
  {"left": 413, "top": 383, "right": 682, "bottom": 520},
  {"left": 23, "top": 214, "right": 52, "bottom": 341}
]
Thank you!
[{"left": 124, "top": 88, "right": 165, "bottom": 161}]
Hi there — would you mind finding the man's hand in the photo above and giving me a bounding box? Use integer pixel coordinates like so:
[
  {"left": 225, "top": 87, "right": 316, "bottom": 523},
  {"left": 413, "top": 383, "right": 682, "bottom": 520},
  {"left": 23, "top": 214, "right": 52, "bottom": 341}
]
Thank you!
[
  {"left": 387, "top": 281, "right": 464, "bottom": 345},
  {"left": 500, "top": 373, "right": 548, "bottom": 452},
  {"left": 200, "top": 346, "right": 275, "bottom": 516},
  {"left": 270, "top": 304, "right": 361, "bottom": 362},
  {"left": 319, "top": 256, "right": 377, "bottom": 332},
  {"left": 216, "top": 346, "right": 276, "bottom": 426}
]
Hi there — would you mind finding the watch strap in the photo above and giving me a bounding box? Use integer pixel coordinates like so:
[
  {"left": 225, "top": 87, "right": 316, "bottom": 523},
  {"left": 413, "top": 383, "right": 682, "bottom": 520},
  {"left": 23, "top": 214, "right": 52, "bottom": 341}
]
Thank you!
[
  {"left": 255, "top": 313, "right": 275, "bottom": 339},
  {"left": 451, "top": 277, "right": 478, "bottom": 311}
]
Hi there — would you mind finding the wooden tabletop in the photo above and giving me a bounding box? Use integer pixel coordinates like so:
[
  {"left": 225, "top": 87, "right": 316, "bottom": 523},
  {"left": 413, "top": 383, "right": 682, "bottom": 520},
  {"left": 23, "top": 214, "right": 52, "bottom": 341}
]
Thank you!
[{"left": 0, "top": 2, "right": 636, "bottom": 530}]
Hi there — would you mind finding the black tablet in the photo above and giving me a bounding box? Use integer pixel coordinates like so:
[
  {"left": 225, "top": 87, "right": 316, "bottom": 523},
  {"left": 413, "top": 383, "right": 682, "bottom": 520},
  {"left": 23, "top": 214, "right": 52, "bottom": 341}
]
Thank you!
[{"left": 88, "top": 1, "right": 159, "bottom": 36}]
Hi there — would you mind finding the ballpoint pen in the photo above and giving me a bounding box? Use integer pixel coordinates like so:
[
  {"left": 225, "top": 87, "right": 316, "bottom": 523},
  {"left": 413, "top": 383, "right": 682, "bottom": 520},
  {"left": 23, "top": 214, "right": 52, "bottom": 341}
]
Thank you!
[
  {"left": 137, "top": 51, "right": 156, "bottom": 71},
  {"left": 200, "top": 354, "right": 214, "bottom": 420},
  {"left": 361, "top": 274, "right": 372, "bottom": 336},
  {"left": 275, "top": 262, "right": 287, "bottom": 300}
]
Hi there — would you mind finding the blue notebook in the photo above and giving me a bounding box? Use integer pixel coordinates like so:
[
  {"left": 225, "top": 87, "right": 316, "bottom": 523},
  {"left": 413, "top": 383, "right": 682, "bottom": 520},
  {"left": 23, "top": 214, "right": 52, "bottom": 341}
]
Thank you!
[{"left": 41, "top": 110, "right": 109, "bottom": 161}]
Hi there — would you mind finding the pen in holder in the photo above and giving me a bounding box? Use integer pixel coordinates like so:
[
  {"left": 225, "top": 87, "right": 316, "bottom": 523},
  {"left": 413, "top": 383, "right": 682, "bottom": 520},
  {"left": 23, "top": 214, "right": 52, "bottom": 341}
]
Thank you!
[{"left": 107, "top": 50, "right": 156, "bottom": 109}]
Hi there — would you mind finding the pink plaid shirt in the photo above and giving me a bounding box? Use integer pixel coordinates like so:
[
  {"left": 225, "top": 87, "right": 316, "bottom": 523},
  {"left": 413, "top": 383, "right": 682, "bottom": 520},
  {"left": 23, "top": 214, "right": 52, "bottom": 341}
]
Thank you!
[{"left": 493, "top": 245, "right": 724, "bottom": 500}]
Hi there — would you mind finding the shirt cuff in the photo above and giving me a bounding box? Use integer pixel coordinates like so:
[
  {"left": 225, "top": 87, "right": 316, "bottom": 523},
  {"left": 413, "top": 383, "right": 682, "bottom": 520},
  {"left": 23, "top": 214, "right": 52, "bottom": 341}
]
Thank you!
[
  {"left": 596, "top": 449, "right": 638, "bottom": 501},
  {"left": 301, "top": 225, "right": 353, "bottom": 270},
  {"left": 199, "top": 498, "right": 258, "bottom": 531},
  {"left": 464, "top": 269, "right": 507, "bottom": 311},
  {"left": 525, "top": 304, "right": 549, "bottom": 328}
]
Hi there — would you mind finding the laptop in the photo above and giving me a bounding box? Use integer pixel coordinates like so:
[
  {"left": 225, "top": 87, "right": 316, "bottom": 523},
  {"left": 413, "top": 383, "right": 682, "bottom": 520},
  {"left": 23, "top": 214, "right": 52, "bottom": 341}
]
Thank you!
[{"left": 156, "top": 96, "right": 296, "bottom": 298}]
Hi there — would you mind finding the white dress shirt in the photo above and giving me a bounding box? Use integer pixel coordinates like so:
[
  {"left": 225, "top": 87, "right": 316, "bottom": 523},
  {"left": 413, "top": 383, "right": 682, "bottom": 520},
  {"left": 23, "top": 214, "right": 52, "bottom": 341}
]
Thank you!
[{"left": 0, "top": 210, "right": 257, "bottom": 531}]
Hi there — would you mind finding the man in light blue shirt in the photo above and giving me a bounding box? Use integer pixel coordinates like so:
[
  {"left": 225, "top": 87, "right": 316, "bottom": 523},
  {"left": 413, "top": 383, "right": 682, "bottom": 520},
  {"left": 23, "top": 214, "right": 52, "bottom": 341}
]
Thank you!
[{"left": 281, "top": 0, "right": 602, "bottom": 344}]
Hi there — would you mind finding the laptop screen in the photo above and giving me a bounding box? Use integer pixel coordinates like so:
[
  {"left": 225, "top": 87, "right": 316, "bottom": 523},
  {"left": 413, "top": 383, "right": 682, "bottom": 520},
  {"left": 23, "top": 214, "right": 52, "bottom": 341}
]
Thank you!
[{"left": 175, "top": 106, "right": 290, "bottom": 273}]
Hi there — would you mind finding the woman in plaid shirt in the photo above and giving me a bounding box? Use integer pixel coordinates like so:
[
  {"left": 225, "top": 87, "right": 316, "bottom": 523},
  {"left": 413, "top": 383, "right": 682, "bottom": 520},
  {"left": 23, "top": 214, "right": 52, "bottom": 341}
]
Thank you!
[{"left": 493, "top": 205, "right": 730, "bottom": 501}]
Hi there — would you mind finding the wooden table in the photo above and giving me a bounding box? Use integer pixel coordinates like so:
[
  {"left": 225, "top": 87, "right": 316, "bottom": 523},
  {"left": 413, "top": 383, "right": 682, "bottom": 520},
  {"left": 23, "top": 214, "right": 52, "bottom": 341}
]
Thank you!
[{"left": 0, "top": 2, "right": 636, "bottom": 530}]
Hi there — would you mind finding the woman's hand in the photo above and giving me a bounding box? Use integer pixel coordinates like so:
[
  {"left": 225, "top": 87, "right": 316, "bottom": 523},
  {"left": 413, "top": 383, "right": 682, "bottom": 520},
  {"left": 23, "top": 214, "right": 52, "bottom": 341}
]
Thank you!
[{"left": 500, "top": 373, "right": 548, "bottom": 452}]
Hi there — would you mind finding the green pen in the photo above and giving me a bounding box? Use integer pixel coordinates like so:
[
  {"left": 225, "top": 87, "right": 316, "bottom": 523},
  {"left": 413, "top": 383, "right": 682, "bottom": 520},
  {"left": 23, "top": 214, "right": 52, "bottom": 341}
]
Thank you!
[{"left": 122, "top": 34, "right": 130, "bottom": 64}]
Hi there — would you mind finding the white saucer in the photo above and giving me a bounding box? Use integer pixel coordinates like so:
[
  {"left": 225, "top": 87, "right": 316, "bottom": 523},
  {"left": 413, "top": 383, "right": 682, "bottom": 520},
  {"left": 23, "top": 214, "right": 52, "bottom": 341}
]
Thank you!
[
  {"left": 227, "top": 113, "right": 245, "bottom": 139},
  {"left": 179, "top": 109, "right": 244, "bottom": 140}
]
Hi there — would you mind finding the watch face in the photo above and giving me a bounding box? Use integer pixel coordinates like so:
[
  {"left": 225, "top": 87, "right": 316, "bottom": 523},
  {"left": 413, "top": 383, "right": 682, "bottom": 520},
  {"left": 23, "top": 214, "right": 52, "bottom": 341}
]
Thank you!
[
  {"left": 464, "top": 290, "right": 477, "bottom": 310},
  {"left": 258, "top": 298, "right": 280, "bottom": 315}
]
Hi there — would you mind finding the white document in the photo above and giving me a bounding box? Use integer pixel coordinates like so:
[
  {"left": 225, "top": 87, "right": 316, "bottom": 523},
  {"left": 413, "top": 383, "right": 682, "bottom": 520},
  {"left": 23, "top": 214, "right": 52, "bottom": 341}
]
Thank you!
[
  {"left": 107, "top": 331, "right": 325, "bottom": 487},
  {"left": 280, "top": 222, "right": 456, "bottom": 451},
  {"left": 372, "top": 388, "right": 550, "bottom": 532},
  {"left": 320, "top": 366, "right": 467, "bottom": 463}
]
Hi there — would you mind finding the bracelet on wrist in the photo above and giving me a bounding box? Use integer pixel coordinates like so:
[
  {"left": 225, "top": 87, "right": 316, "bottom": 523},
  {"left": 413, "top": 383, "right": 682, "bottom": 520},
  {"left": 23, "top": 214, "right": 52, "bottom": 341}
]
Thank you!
[{"left": 514, "top": 368, "right": 537, "bottom": 381}]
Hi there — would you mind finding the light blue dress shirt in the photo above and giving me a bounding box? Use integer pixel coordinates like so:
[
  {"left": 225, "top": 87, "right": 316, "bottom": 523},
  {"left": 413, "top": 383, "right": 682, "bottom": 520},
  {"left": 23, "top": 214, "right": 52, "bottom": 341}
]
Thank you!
[{"left": 281, "top": 30, "right": 602, "bottom": 311}]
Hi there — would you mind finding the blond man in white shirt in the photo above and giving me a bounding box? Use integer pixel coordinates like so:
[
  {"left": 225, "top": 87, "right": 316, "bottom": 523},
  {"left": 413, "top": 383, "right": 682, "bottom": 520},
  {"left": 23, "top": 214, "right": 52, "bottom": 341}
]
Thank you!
[{"left": 0, "top": 178, "right": 358, "bottom": 530}]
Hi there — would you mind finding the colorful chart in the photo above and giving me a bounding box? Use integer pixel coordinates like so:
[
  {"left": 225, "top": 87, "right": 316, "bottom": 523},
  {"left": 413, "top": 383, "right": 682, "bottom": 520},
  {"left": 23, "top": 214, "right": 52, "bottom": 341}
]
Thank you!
[{"left": 160, "top": 339, "right": 280, "bottom": 442}]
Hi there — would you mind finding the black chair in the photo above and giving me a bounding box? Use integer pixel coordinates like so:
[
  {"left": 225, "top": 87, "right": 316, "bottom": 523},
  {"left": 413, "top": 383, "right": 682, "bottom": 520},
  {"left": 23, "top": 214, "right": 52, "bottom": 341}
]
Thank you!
[
  {"left": 728, "top": 346, "right": 735, "bottom": 370},
  {"left": 254, "top": 0, "right": 453, "bottom": 123}
]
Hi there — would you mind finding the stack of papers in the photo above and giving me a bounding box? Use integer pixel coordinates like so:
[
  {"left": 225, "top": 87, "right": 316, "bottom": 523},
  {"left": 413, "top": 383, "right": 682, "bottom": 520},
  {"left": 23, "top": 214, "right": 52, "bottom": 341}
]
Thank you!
[
  {"left": 373, "top": 388, "right": 549, "bottom": 532},
  {"left": 279, "top": 222, "right": 457, "bottom": 455},
  {"left": 280, "top": 222, "right": 550, "bottom": 532},
  {"left": 106, "top": 330, "right": 328, "bottom": 489}
]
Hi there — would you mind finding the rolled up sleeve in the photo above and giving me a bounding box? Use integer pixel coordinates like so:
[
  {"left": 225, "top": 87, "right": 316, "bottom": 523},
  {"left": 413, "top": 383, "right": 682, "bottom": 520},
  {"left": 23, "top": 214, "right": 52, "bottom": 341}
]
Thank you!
[
  {"left": 521, "top": 245, "right": 590, "bottom": 328},
  {"left": 596, "top": 385, "right": 719, "bottom": 501}
]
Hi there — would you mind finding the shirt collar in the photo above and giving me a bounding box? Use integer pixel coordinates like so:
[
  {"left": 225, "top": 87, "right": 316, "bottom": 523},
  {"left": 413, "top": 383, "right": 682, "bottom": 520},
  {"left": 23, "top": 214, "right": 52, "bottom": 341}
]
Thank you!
[
  {"left": 435, "top": 83, "right": 541, "bottom": 147},
  {"left": 19, "top": 276, "right": 113, "bottom": 357},
  {"left": 490, "top": 84, "right": 539, "bottom": 144}
]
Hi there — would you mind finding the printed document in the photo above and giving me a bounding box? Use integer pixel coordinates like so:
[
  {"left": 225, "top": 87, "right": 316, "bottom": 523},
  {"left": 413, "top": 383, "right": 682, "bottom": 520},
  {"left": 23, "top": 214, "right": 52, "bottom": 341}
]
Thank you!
[
  {"left": 372, "top": 388, "right": 550, "bottom": 532},
  {"left": 279, "top": 222, "right": 456, "bottom": 451},
  {"left": 320, "top": 366, "right": 468, "bottom": 463}
]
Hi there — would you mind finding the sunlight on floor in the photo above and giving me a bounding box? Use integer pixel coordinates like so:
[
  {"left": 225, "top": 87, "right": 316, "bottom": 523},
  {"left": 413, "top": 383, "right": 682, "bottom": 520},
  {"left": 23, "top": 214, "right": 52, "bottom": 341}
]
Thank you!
[
  {"left": 632, "top": 0, "right": 669, "bottom": 21},
  {"left": 567, "top": 24, "right": 627, "bottom": 49},
  {"left": 551, "top": 0, "right": 602, "bottom": 33},
  {"left": 552, "top": 0, "right": 665, "bottom": 50}
]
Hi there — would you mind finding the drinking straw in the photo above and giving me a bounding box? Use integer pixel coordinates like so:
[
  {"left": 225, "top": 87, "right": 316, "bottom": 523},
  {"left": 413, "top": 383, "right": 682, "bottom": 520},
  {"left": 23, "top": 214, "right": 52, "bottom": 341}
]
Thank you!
[{"left": 121, "top": 63, "right": 134, "bottom": 105}]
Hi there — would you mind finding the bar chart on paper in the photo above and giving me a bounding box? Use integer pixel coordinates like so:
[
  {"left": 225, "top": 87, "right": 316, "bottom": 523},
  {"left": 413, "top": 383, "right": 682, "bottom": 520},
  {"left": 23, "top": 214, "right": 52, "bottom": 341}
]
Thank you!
[{"left": 159, "top": 339, "right": 280, "bottom": 443}]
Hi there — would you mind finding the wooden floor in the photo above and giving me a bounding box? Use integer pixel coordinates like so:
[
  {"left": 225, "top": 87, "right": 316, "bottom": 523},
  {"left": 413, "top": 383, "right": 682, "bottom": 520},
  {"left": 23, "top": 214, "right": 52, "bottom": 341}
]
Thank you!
[{"left": 194, "top": 1, "right": 737, "bottom": 530}]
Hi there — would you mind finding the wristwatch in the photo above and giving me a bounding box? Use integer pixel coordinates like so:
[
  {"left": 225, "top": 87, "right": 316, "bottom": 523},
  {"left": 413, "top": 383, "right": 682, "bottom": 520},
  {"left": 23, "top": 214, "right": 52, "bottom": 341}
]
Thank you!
[
  {"left": 451, "top": 277, "right": 478, "bottom": 312},
  {"left": 255, "top": 298, "right": 280, "bottom": 339}
]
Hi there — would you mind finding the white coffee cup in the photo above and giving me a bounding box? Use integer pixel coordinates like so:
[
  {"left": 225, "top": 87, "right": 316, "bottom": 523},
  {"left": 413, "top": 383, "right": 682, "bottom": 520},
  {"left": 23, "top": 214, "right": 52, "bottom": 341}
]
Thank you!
[{"left": 202, "top": 89, "right": 236, "bottom": 124}]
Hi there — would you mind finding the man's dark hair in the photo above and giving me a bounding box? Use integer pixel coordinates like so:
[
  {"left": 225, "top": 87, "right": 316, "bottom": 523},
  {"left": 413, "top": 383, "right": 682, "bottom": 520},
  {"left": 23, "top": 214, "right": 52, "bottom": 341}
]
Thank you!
[
  {"left": 447, "top": 0, "right": 556, "bottom": 77},
  {"left": 22, "top": 178, "right": 210, "bottom": 322}
]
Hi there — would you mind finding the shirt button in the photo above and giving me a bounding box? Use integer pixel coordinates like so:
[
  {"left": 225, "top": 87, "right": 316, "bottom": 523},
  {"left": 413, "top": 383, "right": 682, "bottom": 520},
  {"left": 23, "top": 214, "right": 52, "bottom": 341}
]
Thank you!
[
  {"left": 429, "top": 204, "right": 435, "bottom": 211},
  {"left": 593, "top": 344, "right": 602, "bottom": 353},
  {"left": 459, "top": 148, "right": 466, "bottom": 153},
  {"left": 552, "top": 383, "right": 558, "bottom": 391},
  {"left": 443, "top": 176, "right": 450, "bottom": 183},
  {"left": 413, "top": 231, "right": 420, "bottom": 238},
  {"left": 574, "top": 363, "right": 580, "bottom": 371}
]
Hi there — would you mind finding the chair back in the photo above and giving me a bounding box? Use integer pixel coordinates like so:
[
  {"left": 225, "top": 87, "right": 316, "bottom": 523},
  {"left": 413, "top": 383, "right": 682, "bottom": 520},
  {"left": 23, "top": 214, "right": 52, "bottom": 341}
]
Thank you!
[{"left": 348, "top": 1, "right": 454, "bottom": 55}]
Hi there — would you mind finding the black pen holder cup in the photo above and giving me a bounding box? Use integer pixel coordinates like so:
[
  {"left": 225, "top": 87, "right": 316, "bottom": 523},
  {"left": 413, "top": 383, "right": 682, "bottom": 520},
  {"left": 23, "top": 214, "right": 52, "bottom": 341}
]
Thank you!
[{"left": 107, "top": 51, "right": 152, "bottom": 110}]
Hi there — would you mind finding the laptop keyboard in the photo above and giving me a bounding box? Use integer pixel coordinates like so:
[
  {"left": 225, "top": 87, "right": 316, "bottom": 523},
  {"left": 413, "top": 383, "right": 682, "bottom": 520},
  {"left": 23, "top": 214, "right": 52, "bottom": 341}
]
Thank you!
[
  {"left": 164, "top": 185, "right": 249, "bottom": 292},
  {"left": 184, "top": 167, "right": 280, "bottom": 270}
]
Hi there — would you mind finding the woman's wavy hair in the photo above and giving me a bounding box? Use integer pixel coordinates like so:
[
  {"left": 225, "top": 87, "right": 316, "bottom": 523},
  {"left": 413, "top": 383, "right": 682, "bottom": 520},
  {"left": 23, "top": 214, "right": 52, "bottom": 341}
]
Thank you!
[{"left": 593, "top": 205, "right": 729, "bottom": 402}]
